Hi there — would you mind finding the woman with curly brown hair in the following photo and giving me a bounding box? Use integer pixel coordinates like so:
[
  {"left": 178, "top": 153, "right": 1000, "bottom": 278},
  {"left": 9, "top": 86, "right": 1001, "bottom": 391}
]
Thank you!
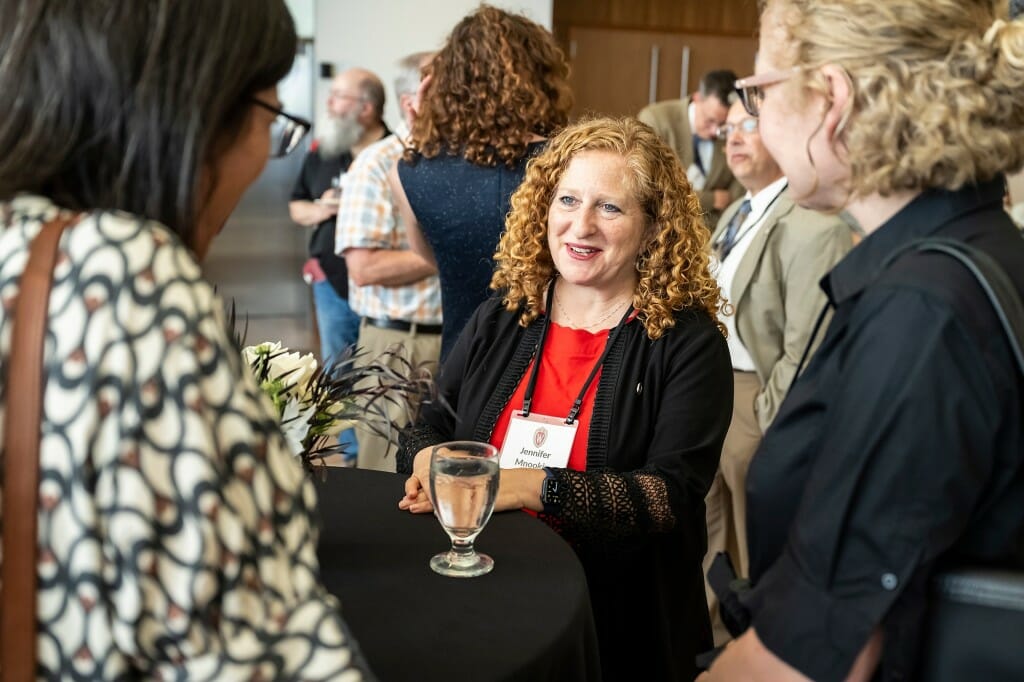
[
  {"left": 389, "top": 5, "right": 572, "bottom": 359},
  {"left": 397, "top": 117, "right": 733, "bottom": 681}
]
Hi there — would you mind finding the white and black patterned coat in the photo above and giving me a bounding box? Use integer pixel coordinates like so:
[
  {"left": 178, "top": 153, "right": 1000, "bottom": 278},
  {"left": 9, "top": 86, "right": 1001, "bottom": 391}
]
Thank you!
[{"left": 0, "top": 196, "right": 369, "bottom": 680}]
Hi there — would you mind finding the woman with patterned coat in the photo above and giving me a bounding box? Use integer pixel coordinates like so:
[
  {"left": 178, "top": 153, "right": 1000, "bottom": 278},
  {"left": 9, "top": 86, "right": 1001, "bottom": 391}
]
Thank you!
[{"left": 0, "top": 1, "right": 371, "bottom": 678}]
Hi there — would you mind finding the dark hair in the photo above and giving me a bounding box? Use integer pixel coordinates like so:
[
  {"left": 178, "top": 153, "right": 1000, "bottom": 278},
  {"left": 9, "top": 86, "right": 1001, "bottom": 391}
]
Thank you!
[
  {"left": 0, "top": 0, "right": 296, "bottom": 247},
  {"left": 699, "top": 69, "right": 740, "bottom": 104},
  {"left": 1012, "top": 0, "right": 1024, "bottom": 19},
  {"left": 358, "top": 76, "right": 386, "bottom": 121}
]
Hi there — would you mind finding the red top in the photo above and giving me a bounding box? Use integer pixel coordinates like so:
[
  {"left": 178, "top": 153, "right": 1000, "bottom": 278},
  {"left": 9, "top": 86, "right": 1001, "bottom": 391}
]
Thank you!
[{"left": 489, "top": 321, "right": 609, "bottom": 472}]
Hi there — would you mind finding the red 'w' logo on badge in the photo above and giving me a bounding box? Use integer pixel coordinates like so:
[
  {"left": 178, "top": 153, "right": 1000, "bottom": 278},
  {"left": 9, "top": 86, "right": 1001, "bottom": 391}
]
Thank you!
[{"left": 533, "top": 427, "right": 547, "bottom": 448}]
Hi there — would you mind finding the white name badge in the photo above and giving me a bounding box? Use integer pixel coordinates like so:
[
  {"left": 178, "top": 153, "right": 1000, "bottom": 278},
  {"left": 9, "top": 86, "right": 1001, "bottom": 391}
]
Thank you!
[{"left": 499, "top": 411, "right": 577, "bottom": 470}]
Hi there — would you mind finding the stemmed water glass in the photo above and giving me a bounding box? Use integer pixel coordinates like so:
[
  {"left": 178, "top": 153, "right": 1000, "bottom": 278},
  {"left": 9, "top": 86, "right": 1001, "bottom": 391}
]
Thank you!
[{"left": 428, "top": 441, "right": 500, "bottom": 577}]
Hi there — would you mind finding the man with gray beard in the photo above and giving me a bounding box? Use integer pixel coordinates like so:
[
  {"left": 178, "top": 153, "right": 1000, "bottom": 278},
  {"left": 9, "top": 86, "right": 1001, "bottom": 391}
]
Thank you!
[
  {"left": 290, "top": 68, "right": 388, "bottom": 366},
  {"left": 289, "top": 67, "right": 387, "bottom": 461}
]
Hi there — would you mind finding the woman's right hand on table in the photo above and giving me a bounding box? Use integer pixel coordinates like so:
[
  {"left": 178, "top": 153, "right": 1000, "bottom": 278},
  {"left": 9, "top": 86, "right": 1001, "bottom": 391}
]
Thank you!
[{"left": 398, "top": 447, "right": 435, "bottom": 513}]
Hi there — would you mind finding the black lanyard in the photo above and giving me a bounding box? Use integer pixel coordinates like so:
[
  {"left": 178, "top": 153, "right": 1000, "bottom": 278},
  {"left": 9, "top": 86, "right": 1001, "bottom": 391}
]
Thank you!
[{"left": 521, "top": 280, "right": 633, "bottom": 424}]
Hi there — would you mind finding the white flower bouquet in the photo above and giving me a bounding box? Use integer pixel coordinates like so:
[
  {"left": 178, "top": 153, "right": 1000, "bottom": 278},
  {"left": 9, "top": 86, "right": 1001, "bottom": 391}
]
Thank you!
[{"left": 241, "top": 340, "right": 440, "bottom": 474}]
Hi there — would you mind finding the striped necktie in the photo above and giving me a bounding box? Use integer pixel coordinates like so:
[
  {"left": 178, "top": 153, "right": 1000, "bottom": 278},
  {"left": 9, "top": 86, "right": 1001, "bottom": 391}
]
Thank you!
[{"left": 718, "top": 199, "right": 752, "bottom": 261}]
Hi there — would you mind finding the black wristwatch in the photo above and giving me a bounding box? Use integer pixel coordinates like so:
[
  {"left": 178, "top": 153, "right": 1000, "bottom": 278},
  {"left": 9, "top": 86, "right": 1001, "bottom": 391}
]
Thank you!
[{"left": 539, "top": 467, "right": 562, "bottom": 515}]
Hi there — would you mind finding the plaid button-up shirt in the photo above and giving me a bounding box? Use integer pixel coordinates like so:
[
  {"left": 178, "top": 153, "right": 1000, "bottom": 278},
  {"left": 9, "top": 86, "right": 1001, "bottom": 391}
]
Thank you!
[{"left": 335, "top": 132, "right": 442, "bottom": 324}]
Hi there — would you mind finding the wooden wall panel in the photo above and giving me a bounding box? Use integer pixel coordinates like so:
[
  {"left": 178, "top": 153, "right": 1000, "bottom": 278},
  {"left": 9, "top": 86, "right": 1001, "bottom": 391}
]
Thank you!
[
  {"left": 567, "top": 27, "right": 757, "bottom": 119},
  {"left": 567, "top": 28, "right": 652, "bottom": 119},
  {"left": 554, "top": 0, "right": 760, "bottom": 45}
]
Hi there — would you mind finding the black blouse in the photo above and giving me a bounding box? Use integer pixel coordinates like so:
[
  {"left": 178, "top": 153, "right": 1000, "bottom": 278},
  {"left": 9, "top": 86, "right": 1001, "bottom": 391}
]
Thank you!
[{"left": 743, "top": 179, "right": 1024, "bottom": 681}]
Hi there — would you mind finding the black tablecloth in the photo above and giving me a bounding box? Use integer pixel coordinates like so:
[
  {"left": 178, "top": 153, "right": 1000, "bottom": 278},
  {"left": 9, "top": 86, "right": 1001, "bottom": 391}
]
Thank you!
[{"left": 315, "top": 467, "right": 602, "bottom": 682}]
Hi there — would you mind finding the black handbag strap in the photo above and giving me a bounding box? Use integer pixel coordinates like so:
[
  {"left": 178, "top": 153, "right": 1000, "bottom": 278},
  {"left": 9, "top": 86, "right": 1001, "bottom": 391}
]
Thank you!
[
  {"left": 710, "top": 235, "right": 1024, "bottom": 659},
  {"left": 880, "top": 236, "right": 1024, "bottom": 377},
  {"left": 905, "top": 236, "right": 1024, "bottom": 680}
]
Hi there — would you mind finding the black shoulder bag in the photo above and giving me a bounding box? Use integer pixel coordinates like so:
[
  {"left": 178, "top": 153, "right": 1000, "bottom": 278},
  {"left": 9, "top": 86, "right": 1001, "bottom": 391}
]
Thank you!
[{"left": 888, "top": 238, "right": 1024, "bottom": 682}]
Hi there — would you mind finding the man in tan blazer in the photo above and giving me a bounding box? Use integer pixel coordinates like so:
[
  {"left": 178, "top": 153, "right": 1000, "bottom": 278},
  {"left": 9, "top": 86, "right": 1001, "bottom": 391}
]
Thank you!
[
  {"left": 638, "top": 70, "right": 744, "bottom": 229},
  {"left": 703, "top": 99, "right": 854, "bottom": 645}
]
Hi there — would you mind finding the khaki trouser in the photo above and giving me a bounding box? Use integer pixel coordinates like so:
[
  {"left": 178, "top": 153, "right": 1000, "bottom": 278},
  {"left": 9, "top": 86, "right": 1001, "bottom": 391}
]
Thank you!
[
  {"left": 703, "top": 370, "right": 763, "bottom": 646},
  {"left": 354, "top": 320, "right": 441, "bottom": 472}
]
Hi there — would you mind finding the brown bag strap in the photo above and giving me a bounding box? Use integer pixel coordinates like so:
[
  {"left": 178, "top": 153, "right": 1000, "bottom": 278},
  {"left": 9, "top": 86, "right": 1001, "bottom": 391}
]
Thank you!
[{"left": 2, "top": 214, "right": 79, "bottom": 681}]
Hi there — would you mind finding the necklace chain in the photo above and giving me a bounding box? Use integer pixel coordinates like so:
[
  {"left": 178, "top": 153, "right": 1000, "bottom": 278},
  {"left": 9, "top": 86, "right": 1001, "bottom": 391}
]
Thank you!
[{"left": 554, "top": 291, "right": 630, "bottom": 331}]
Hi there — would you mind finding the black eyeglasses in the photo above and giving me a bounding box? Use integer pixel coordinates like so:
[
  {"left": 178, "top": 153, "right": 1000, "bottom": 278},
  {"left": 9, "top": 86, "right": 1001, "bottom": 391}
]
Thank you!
[
  {"left": 251, "top": 99, "right": 312, "bottom": 158},
  {"left": 716, "top": 117, "right": 759, "bottom": 139}
]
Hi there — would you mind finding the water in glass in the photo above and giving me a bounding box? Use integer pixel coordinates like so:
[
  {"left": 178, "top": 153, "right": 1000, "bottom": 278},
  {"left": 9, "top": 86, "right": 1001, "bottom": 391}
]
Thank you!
[{"left": 429, "top": 441, "right": 500, "bottom": 577}]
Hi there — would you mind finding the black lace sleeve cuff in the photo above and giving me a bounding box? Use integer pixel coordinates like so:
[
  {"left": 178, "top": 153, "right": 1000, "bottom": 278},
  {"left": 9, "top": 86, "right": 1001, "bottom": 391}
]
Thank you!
[
  {"left": 396, "top": 423, "right": 448, "bottom": 474},
  {"left": 537, "top": 467, "right": 678, "bottom": 545}
]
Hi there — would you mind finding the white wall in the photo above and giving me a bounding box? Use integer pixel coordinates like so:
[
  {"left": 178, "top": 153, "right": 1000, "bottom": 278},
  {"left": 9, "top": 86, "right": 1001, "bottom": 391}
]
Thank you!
[
  {"left": 285, "top": 0, "right": 316, "bottom": 38},
  {"left": 313, "top": 0, "right": 553, "bottom": 131}
]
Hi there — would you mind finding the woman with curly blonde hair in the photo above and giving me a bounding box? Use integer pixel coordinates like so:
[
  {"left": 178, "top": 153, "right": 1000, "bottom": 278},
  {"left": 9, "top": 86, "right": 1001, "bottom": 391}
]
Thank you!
[
  {"left": 700, "top": 0, "right": 1024, "bottom": 680},
  {"left": 389, "top": 5, "right": 571, "bottom": 359},
  {"left": 398, "top": 117, "right": 733, "bottom": 681}
]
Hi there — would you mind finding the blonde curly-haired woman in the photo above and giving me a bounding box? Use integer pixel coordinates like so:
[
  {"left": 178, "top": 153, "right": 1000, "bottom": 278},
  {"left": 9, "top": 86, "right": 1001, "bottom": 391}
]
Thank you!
[{"left": 701, "top": 0, "right": 1024, "bottom": 680}]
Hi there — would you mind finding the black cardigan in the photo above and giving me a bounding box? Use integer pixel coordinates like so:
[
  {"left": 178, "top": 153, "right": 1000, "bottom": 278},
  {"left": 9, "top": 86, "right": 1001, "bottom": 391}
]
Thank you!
[{"left": 399, "top": 297, "right": 733, "bottom": 681}]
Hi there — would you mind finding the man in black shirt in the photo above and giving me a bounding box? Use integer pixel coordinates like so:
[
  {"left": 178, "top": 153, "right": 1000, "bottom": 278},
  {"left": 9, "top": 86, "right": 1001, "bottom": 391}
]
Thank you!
[{"left": 289, "top": 67, "right": 389, "bottom": 364}]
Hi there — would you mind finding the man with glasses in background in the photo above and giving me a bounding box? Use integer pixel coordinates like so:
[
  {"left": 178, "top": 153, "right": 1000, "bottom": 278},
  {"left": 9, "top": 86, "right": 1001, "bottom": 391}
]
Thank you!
[
  {"left": 289, "top": 67, "right": 389, "bottom": 366},
  {"left": 704, "top": 96, "right": 853, "bottom": 645},
  {"left": 638, "top": 69, "right": 745, "bottom": 229},
  {"left": 289, "top": 67, "right": 389, "bottom": 462}
]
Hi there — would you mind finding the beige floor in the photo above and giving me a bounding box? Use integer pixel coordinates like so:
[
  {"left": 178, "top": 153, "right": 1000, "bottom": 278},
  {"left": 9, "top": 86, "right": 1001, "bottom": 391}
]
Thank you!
[
  {"left": 203, "top": 152, "right": 318, "bottom": 358},
  {"left": 203, "top": 156, "right": 371, "bottom": 471}
]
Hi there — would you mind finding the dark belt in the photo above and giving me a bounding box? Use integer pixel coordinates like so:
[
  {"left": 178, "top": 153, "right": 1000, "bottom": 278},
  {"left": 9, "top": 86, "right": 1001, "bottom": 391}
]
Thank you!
[{"left": 362, "top": 316, "right": 443, "bottom": 335}]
